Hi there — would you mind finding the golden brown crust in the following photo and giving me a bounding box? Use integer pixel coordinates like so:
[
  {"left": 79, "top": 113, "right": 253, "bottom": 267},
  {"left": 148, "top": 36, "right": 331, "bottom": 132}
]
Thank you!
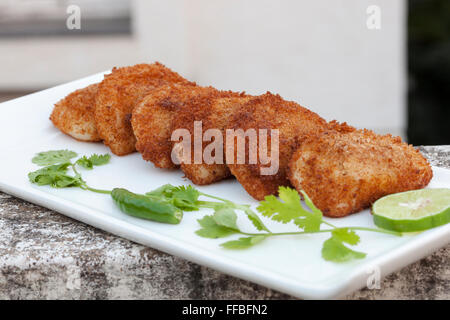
[
  {"left": 50, "top": 83, "right": 101, "bottom": 142},
  {"left": 132, "top": 84, "right": 213, "bottom": 169},
  {"left": 172, "top": 90, "right": 250, "bottom": 185},
  {"left": 94, "top": 62, "right": 193, "bottom": 156},
  {"left": 327, "top": 120, "right": 357, "bottom": 134},
  {"left": 225, "top": 92, "right": 329, "bottom": 200},
  {"left": 288, "top": 129, "right": 433, "bottom": 217}
]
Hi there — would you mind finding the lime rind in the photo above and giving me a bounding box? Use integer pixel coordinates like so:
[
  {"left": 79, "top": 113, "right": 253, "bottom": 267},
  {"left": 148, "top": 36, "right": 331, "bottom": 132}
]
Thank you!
[
  {"left": 373, "top": 206, "right": 450, "bottom": 232},
  {"left": 372, "top": 189, "right": 450, "bottom": 232}
]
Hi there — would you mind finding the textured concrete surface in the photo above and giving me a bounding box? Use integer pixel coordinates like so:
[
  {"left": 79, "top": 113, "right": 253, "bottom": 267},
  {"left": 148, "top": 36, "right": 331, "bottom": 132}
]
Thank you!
[{"left": 0, "top": 146, "right": 448, "bottom": 300}]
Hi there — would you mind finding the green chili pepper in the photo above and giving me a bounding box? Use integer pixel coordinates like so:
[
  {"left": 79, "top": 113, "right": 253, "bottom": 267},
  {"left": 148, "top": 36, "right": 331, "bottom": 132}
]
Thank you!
[{"left": 111, "top": 188, "right": 183, "bottom": 224}]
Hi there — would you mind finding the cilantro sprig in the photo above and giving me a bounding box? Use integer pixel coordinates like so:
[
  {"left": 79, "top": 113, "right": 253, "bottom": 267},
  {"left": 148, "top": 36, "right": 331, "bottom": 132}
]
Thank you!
[
  {"left": 28, "top": 149, "right": 400, "bottom": 263},
  {"left": 194, "top": 186, "right": 400, "bottom": 262},
  {"left": 29, "top": 150, "right": 112, "bottom": 193}
]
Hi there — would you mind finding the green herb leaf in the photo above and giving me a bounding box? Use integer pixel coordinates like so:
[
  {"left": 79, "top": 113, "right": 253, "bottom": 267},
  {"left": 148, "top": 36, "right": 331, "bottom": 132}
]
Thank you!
[
  {"left": 293, "top": 216, "right": 322, "bottom": 233},
  {"left": 88, "top": 154, "right": 111, "bottom": 166},
  {"left": 195, "top": 215, "right": 237, "bottom": 239},
  {"left": 76, "top": 154, "right": 110, "bottom": 169},
  {"left": 29, "top": 162, "right": 70, "bottom": 180},
  {"left": 213, "top": 208, "right": 239, "bottom": 230},
  {"left": 257, "top": 186, "right": 322, "bottom": 232},
  {"left": 32, "top": 150, "right": 77, "bottom": 166},
  {"left": 300, "top": 190, "right": 323, "bottom": 216},
  {"left": 146, "top": 184, "right": 176, "bottom": 197},
  {"left": 28, "top": 162, "right": 83, "bottom": 188},
  {"left": 242, "top": 207, "right": 270, "bottom": 232},
  {"left": 171, "top": 185, "right": 200, "bottom": 211},
  {"left": 221, "top": 236, "right": 266, "bottom": 249},
  {"left": 331, "top": 228, "right": 360, "bottom": 245},
  {"left": 146, "top": 184, "right": 200, "bottom": 211},
  {"left": 321, "top": 236, "right": 366, "bottom": 262},
  {"left": 76, "top": 156, "right": 94, "bottom": 169},
  {"left": 257, "top": 187, "right": 301, "bottom": 223}
]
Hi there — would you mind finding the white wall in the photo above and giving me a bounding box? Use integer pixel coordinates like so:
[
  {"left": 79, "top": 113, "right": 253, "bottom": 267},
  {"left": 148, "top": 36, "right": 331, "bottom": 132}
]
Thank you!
[{"left": 0, "top": 0, "right": 406, "bottom": 136}]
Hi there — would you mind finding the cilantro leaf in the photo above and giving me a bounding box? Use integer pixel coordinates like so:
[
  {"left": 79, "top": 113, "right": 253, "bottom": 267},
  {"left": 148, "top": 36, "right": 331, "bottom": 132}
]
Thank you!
[
  {"left": 53, "top": 175, "right": 83, "bottom": 188},
  {"left": 257, "top": 187, "right": 301, "bottom": 223},
  {"left": 28, "top": 162, "right": 83, "bottom": 188},
  {"left": 293, "top": 215, "right": 322, "bottom": 232},
  {"left": 88, "top": 154, "right": 111, "bottom": 166},
  {"left": 29, "top": 162, "right": 70, "bottom": 179},
  {"left": 212, "top": 208, "right": 239, "bottom": 230},
  {"left": 300, "top": 190, "right": 323, "bottom": 216},
  {"left": 242, "top": 208, "right": 270, "bottom": 232},
  {"left": 322, "top": 235, "right": 366, "bottom": 262},
  {"left": 257, "top": 187, "right": 322, "bottom": 232},
  {"left": 171, "top": 185, "right": 200, "bottom": 211},
  {"left": 146, "top": 184, "right": 200, "bottom": 211},
  {"left": 331, "top": 228, "right": 360, "bottom": 245},
  {"left": 76, "top": 154, "right": 110, "bottom": 169},
  {"left": 32, "top": 150, "right": 77, "bottom": 166},
  {"left": 221, "top": 236, "right": 266, "bottom": 249},
  {"left": 195, "top": 215, "right": 237, "bottom": 239},
  {"left": 76, "top": 156, "right": 94, "bottom": 169},
  {"left": 146, "top": 184, "right": 175, "bottom": 197}
]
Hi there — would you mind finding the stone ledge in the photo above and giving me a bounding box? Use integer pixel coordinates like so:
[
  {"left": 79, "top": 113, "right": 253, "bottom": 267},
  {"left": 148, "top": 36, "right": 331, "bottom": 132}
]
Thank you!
[{"left": 0, "top": 146, "right": 448, "bottom": 299}]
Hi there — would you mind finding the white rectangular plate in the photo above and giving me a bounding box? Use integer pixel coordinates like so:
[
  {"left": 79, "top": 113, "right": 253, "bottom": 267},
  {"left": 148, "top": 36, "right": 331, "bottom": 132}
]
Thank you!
[{"left": 0, "top": 72, "right": 449, "bottom": 299}]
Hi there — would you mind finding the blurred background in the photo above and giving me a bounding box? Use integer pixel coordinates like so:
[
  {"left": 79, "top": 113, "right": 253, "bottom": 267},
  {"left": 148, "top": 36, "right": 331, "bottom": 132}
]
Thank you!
[{"left": 0, "top": 0, "right": 448, "bottom": 145}]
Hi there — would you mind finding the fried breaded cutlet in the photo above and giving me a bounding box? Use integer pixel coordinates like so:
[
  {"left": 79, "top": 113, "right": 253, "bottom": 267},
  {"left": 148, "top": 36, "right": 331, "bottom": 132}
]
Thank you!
[
  {"left": 288, "top": 129, "right": 433, "bottom": 217},
  {"left": 50, "top": 83, "right": 100, "bottom": 142},
  {"left": 132, "top": 84, "right": 216, "bottom": 169},
  {"left": 95, "top": 62, "right": 193, "bottom": 156},
  {"left": 225, "top": 92, "right": 329, "bottom": 200},
  {"left": 172, "top": 92, "right": 251, "bottom": 185}
]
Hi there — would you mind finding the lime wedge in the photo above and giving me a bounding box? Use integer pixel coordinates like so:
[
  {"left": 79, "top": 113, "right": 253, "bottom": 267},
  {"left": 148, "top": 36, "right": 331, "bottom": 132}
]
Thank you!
[{"left": 372, "top": 189, "right": 450, "bottom": 232}]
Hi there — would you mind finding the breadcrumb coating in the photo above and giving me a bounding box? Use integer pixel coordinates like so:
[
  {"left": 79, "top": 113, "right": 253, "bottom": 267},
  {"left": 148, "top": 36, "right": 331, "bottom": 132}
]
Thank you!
[
  {"left": 50, "top": 83, "right": 100, "bottom": 142},
  {"left": 288, "top": 129, "right": 433, "bottom": 217},
  {"left": 94, "top": 62, "right": 193, "bottom": 156},
  {"left": 132, "top": 83, "right": 212, "bottom": 169},
  {"left": 172, "top": 90, "right": 250, "bottom": 185},
  {"left": 225, "top": 92, "right": 329, "bottom": 200}
]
